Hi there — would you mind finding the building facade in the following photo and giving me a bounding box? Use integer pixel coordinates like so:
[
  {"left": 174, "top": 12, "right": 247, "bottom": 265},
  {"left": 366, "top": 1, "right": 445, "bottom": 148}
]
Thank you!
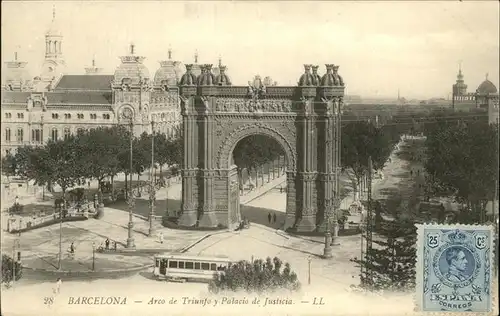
[
  {"left": 1, "top": 9, "right": 184, "bottom": 157},
  {"left": 451, "top": 64, "right": 498, "bottom": 113}
]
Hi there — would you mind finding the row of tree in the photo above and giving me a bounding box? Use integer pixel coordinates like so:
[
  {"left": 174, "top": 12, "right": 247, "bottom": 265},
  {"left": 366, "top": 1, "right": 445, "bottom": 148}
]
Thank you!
[
  {"left": 423, "top": 119, "right": 498, "bottom": 223},
  {"left": 341, "top": 121, "right": 402, "bottom": 199},
  {"left": 1, "top": 125, "right": 183, "bottom": 200}
]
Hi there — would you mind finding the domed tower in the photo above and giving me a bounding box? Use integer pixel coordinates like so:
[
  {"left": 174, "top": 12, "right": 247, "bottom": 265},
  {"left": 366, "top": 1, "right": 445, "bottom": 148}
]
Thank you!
[
  {"left": 321, "top": 64, "right": 336, "bottom": 86},
  {"left": 197, "top": 64, "right": 216, "bottom": 86},
  {"left": 452, "top": 63, "right": 468, "bottom": 96},
  {"left": 112, "top": 43, "right": 151, "bottom": 136},
  {"left": 311, "top": 65, "right": 321, "bottom": 86},
  {"left": 113, "top": 43, "right": 150, "bottom": 86},
  {"left": 298, "top": 64, "right": 315, "bottom": 86},
  {"left": 215, "top": 63, "right": 232, "bottom": 86},
  {"left": 477, "top": 73, "right": 497, "bottom": 94},
  {"left": 476, "top": 73, "right": 498, "bottom": 109},
  {"left": 154, "top": 48, "right": 178, "bottom": 88},
  {"left": 179, "top": 64, "right": 198, "bottom": 86},
  {"left": 191, "top": 51, "right": 202, "bottom": 78},
  {"left": 40, "top": 6, "right": 66, "bottom": 81},
  {"left": 3, "top": 52, "right": 32, "bottom": 91}
]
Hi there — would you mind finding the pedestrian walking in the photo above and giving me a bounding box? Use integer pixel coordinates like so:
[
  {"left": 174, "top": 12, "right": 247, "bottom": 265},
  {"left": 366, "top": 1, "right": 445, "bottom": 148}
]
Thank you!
[
  {"left": 268, "top": 213, "right": 272, "bottom": 224},
  {"left": 55, "top": 278, "right": 62, "bottom": 294},
  {"left": 14, "top": 195, "right": 19, "bottom": 205},
  {"left": 113, "top": 241, "right": 117, "bottom": 251},
  {"left": 273, "top": 213, "right": 277, "bottom": 224},
  {"left": 70, "top": 242, "right": 75, "bottom": 254},
  {"left": 159, "top": 232, "right": 164, "bottom": 244},
  {"left": 105, "top": 238, "right": 110, "bottom": 250}
]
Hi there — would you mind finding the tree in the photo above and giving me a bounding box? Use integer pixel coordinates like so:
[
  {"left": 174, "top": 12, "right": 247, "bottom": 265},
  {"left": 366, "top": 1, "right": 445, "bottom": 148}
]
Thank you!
[
  {"left": 166, "top": 125, "right": 183, "bottom": 167},
  {"left": 1, "top": 153, "right": 17, "bottom": 177},
  {"left": 341, "top": 121, "right": 393, "bottom": 200},
  {"left": 424, "top": 120, "right": 498, "bottom": 223},
  {"left": 10, "top": 146, "right": 48, "bottom": 184},
  {"left": 208, "top": 257, "right": 301, "bottom": 294},
  {"left": 232, "top": 135, "right": 283, "bottom": 187},
  {"left": 351, "top": 216, "right": 416, "bottom": 292},
  {"left": 44, "top": 137, "right": 85, "bottom": 203},
  {"left": 2, "top": 255, "right": 22, "bottom": 285},
  {"left": 154, "top": 132, "right": 170, "bottom": 175},
  {"left": 77, "top": 126, "right": 128, "bottom": 192}
]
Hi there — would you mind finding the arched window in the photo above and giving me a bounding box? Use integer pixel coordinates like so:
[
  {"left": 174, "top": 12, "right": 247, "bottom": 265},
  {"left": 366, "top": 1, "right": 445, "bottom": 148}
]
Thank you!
[
  {"left": 16, "top": 128, "right": 23, "bottom": 142},
  {"left": 32, "top": 129, "right": 41, "bottom": 142},
  {"left": 5, "top": 128, "right": 11, "bottom": 142},
  {"left": 51, "top": 128, "right": 58, "bottom": 141},
  {"left": 64, "top": 128, "right": 71, "bottom": 140}
]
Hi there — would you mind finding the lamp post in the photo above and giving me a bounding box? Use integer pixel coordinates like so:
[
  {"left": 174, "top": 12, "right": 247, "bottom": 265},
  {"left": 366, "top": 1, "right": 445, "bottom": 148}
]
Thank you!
[
  {"left": 122, "top": 108, "right": 135, "bottom": 249},
  {"left": 12, "top": 239, "right": 20, "bottom": 287},
  {"left": 148, "top": 120, "right": 156, "bottom": 237},
  {"left": 57, "top": 201, "right": 64, "bottom": 270},
  {"left": 307, "top": 256, "right": 312, "bottom": 285},
  {"left": 92, "top": 242, "right": 95, "bottom": 271}
]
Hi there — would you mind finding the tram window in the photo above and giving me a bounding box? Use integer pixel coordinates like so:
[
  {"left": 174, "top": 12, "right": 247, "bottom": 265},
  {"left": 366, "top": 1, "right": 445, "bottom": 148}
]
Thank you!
[
  {"left": 179, "top": 261, "right": 185, "bottom": 269},
  {"left": 195, "top": 262, "right": 201, "bottom": 269},
  {"left": 201, "top": 263, "right": 210, "bottom": 270},
  {"left": 168, "top": 260, "right": 178, "bottom": 268},
  {"left": 185, "top": 261, "right": 194, "bottom": 269},
  {"left": 155, "top": 259, "right": 160, "bottom": 267},
  {"left": 210, "top": 263, "right": 217, "bottom": 271}
]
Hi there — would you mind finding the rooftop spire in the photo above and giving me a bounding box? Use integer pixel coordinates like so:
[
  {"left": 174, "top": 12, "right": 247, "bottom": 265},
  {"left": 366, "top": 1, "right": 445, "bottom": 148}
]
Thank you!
[
  {"left": 92, "top": 54, "right": 95, "bottom": 67},
  {"left": 486, "top": 73, "right": 489, "bottom": 80},
  {"left": 52, "top": 5, "right": 56, "bottom": 21},
  {"left": 218, "top": 55, "right": 222, "bottom": 67},
  {"left": 168, "top": 47, "right": 172, "bottom": 60},
  {"left": 130, "top": 42, "right": 135, "bottom": 55},
  {"left": 194, "top": 50, "right": 198, "bottom": 63},
  {"left": 15, "top": 51, "right": 18, "bottom": 61}
]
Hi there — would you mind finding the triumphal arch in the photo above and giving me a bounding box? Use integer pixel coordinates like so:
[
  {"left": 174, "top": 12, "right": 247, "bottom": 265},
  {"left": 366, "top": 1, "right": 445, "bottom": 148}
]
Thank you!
[{"left": 177, "top": 64, "right": 345, "bottom": 233}]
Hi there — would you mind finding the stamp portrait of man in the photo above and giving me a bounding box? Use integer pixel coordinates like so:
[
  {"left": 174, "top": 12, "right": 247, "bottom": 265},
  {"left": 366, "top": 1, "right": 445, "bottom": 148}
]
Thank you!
[{"left": 444, "top": 247, "right": 469, "bottom": 282}]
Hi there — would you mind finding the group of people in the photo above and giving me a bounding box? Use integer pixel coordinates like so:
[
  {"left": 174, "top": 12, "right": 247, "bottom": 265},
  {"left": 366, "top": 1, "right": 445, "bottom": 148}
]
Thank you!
[{"left": 267, "top": 212, "right": 277, "bottom": 224}]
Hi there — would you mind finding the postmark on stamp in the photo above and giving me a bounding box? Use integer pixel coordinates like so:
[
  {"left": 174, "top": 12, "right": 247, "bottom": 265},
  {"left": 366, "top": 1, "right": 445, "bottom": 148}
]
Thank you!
[{"left": 415, "top": 224, "right": 495, "bottom": 313}]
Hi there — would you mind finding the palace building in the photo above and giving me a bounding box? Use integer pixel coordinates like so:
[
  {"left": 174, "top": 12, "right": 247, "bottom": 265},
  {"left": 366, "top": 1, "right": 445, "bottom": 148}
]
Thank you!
[
  {"left": 1, "top": 8, "right": 191, "bottom": 157},
  {"left": 451, "top": 63, "right": 498, "bottom": 117}
]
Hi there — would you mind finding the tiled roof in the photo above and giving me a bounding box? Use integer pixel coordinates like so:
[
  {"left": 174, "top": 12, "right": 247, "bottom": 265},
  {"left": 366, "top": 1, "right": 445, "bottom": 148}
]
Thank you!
[
  {"left": 47, "top": 92, "right": 112, "bottom": 105},
  {"left": 1, "top": 91, "right": 31, "bottom": 104},
  {"left": 54, "top": 75, "right": 114, "bottom": 91}
]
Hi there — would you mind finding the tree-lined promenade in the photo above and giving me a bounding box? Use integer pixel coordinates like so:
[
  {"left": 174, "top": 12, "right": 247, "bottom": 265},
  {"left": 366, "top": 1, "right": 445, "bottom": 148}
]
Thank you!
[{"left": 1, "top": 125, "right": 183, "bottom": 201}]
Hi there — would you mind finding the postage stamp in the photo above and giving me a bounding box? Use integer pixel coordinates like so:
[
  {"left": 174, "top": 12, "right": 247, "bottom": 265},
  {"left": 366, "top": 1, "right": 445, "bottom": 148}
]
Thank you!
[{"left": 415, "top": 224, "right": 495, "bottom": 313}]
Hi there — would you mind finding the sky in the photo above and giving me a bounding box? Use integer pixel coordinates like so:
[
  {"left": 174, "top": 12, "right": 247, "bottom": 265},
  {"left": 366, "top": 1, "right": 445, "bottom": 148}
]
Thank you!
[{"left": 1, "top": 1, "right": 499, "bottom": 99}]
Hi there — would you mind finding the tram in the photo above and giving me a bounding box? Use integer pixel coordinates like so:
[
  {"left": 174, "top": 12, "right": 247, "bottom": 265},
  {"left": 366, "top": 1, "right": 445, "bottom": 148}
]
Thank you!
[{"left": 153, "top": 253, "right": 232, "bottom": 283}]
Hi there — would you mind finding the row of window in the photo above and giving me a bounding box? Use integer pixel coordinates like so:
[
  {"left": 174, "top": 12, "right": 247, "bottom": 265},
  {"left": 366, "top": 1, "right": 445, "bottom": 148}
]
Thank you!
[
  {"left": 162, "top": 260, "right": 226, "bottom": 271},
  {"left": 4, "top": 113, "right": 25, "bottom": 119},
  {"left": 4, "top": 127, "right": 87, "bottom": 143},
  {"left": 3, "top": 112, "right": 112, "bottom": 120}
]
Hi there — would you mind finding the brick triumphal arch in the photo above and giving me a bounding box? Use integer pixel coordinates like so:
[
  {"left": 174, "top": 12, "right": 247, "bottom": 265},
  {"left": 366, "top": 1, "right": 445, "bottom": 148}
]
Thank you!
[{"left": 177, "top": 64, "right": 345, "bottom": 233}]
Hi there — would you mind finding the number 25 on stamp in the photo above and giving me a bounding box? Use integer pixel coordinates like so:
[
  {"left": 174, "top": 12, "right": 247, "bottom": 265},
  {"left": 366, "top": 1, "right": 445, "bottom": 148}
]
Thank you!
[{"left": 415, "top": 224, "right": 495, "bottom": 313}]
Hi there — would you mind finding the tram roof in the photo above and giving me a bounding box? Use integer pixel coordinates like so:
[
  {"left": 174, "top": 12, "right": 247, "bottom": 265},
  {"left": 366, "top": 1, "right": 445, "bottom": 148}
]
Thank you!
[{"left": 154, "top": 253, "right": 231, "bottom": 262}]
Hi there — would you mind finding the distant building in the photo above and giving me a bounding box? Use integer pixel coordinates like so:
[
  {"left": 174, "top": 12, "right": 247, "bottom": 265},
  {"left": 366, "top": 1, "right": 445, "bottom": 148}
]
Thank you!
[
  {"left": 488, "top": 94, "right": 499, "bottom": 125},
  {"left": 451, "top": 63, "right": 498, "bottom": 112}
]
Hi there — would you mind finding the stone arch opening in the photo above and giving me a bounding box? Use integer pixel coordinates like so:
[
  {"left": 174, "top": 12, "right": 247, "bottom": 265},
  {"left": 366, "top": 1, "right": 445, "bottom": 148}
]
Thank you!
[
  {"left": 228, "top": 132, "right": 290, "bottom": 228},
  {"left": 218, "top": 123, "right": 295, "bottom": 171}
]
